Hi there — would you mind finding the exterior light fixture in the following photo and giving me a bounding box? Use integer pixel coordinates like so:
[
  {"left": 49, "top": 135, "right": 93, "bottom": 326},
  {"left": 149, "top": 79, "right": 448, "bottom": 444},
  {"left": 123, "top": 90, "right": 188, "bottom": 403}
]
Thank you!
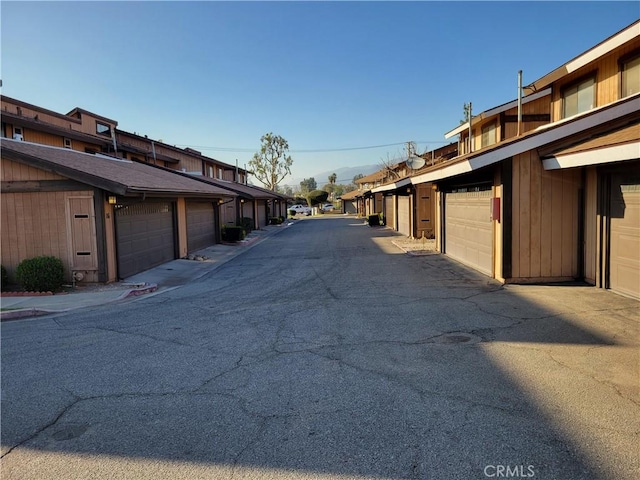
[{"left": 108, "top": 195, "right": 117, "bottom": 205}]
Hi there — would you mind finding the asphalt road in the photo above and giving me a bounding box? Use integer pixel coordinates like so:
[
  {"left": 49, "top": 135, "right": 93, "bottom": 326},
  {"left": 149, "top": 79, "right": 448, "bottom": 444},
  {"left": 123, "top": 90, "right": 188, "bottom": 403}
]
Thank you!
[{"left": 2, "top": 217, "right": 639, "bottom": 480}]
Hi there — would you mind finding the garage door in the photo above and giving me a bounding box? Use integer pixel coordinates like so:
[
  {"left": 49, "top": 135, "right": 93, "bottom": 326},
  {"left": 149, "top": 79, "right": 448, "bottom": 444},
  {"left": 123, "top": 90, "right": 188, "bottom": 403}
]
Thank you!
[
  {"left": 609, "top": 179, "right": 640, "bottom": 299},
  {"left": 445, "top": 190, "right": 493, "bottom": 276},
  {"left": 116, "top": 201, "right": 175, "bottom": 279},
  {"left": 187, "top": 201, "right": 216, "bottom": 253},
  {"left": 398, "top": 196, "right": 411, "bottom": 237},
  {"left": 257, "top": 200, "right": 267, "bottom": 228},
  {"left": 384, "top": 196, "right": 395, "bottom": 229}
]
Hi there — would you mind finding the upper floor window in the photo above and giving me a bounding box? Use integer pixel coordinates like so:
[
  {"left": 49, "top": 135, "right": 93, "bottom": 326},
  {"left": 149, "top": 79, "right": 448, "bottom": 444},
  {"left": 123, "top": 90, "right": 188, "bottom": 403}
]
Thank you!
[
  {"left": 64, "top": 138, "right": 72, "bottom": 149},
  {"left": 622, "top": 55, "right": 640, "bottom": 98},
  {"left": 96, "top": 122, "right": 111, "bottom": 136},
  {"left": 481, "top": 122, "right": 496, "bottom": 147},
  {"left": 562, "top": 76, "right": 595, "bottom": 118}
]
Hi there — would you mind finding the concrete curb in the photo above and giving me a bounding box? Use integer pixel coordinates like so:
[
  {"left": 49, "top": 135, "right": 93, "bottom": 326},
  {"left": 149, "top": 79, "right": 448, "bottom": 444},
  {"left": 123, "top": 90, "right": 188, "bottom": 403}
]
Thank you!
[
  {"left": 0, "top": 283, "right": 159, "bottom": 321},
  {"left": 391, "top": 240, "right": 438, "bottom": 257}
]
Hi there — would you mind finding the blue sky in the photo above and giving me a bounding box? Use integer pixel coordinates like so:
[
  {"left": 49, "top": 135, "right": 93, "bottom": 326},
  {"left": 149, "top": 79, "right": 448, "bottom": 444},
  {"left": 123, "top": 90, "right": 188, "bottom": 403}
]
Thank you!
[{"left": 1, "top": 1, "right": 638, "bottom": 188}]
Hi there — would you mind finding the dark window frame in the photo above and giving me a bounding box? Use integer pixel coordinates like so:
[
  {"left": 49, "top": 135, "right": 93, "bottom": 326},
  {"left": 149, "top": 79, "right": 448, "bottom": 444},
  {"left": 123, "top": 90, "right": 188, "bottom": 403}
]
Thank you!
[
  {"left": 619, "top": 49, "right": 640, "bottom": 99},
  {"left": 96, "top": 121, "right": 111, "bottom": 136},
  {"left": 561, "top": 72, "right": 597, "bottom": 119}
]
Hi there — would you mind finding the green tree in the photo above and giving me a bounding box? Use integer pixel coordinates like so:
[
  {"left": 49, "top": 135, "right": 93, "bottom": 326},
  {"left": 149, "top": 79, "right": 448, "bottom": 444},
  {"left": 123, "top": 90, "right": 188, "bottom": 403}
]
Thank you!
[
  {"left": 248, "top": 133, "right": 293, "bottom": 191},
  {"left": 300, "top": 177, "right": 317, "bottom": 195},
  {"left": 461, "top": 102, "right": 471, "bottom": 124},
  {"left": 353, "top": 173, "right": 364, "bottom": 184},
  {"left": 306, "top": 189, "right": 329, "bottom": 210},
  {"left": 328, "top": 172, "right": 337, "bottom": 185}
]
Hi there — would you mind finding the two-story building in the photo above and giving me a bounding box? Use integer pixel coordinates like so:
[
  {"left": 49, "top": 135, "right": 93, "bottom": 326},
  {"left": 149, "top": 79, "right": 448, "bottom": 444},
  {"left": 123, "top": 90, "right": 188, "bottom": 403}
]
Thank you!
[
  {"left": 1, "top": 96, "right": 287, "bottom": 283},
  {"left": 411, "top": 20, "right": 639, "bottom": 299}
]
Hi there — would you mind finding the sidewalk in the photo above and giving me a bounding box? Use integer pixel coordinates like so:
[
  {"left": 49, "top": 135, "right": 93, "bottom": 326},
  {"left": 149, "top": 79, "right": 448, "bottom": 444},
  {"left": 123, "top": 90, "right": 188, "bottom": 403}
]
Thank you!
[{"left": 0, "top": 222, "right": 294, "bottom": 321}]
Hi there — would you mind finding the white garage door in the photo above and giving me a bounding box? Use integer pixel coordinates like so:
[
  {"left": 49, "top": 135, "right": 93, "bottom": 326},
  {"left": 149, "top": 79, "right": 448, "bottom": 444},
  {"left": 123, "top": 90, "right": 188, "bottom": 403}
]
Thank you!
[
  {"left": 397, "top": 196, "right": 411, "bottom": 237},
  {"left": 384, "top": 196, "right": 395, "bottom": 229},
  {"left": 445, "top": 190, "right": 493, "bottom": 276},
  {"left": 610, "top": 180, "right": 640, "bottom": 299}
]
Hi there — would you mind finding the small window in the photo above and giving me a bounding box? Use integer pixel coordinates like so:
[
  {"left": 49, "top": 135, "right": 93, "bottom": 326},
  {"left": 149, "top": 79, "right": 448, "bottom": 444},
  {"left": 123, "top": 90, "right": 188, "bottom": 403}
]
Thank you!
[
  {"left": 64, "top": 138, "right": 72, "bottom": 149},
  {"left": 622, "top": 55, "right": 640, "bottom": 98},
  {"left": 96, "top": 122, "right": 111, "bottom": 136},
  {"left": 481, "top": 122, "right": 496, "bottom": 147},
  {"left": 13, "top": 126, "right": 23, "bottom": 141},
  {"left": 562, "top": 76, "right": 595, "bottom": 118},
  {"left": 207, "top": 165, "right": 214, "bottom": 178}
]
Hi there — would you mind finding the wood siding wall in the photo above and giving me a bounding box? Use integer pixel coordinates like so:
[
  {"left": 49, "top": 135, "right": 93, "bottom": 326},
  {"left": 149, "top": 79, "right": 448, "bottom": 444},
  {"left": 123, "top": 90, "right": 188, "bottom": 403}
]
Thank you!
[
  {"left": 9, "top": 128, "right": 102, "bottom": 153},
  {"left": 2, "top": 158, "right": 66, "bottom": 182},
  {"left": 1, "top": 98, "right": 116, "bottom": 137},
  {"left": 511, "top": 151, "right": 581, "bottom": 281},
  {"left": 415, "top": 183, "right": 435, "bottom": 238},
  {"left": 1, "top": 190, "right": 96, "bottom": 282},
  {"left": 502, "top": 96, "right": 552, "bottom": 138},
  {"left": 584, "top": 167, "right": 598, "bottom": 284},
  {"left": 461, "top": 95, "right": 552, "bottom": 153},
  {"left": 551, "top": 37, "right": 640, "bottom": 121}
]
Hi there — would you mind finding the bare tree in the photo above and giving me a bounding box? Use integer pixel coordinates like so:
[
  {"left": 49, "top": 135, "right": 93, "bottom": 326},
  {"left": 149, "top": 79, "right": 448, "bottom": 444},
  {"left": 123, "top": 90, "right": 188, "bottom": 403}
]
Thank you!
[{"left": 378, "top": 152, "right": 402, "bottom": 181}]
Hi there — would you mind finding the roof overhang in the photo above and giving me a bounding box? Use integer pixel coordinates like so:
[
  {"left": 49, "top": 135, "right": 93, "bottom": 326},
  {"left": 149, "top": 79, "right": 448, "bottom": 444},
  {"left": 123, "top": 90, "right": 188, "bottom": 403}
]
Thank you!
[
  {"left": 542, "top": 141, "right": 640, "bottom": 170},
  {"left": 526, "top": 20, "right": 640, "bottom": 93},
  {"left": 371, "top": 177, "right": 411, "bottom": 193},
  {"left": 413, "top": 93, "right": 639, "bottom": 185}
]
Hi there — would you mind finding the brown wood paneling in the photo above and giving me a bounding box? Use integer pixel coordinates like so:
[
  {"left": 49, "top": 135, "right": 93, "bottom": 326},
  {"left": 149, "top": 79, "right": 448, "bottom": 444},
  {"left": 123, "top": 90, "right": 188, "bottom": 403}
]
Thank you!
[
  {"left": 511, "top": 155, "right": 521, "bottom": 277},
  {"left": 561, "top": 170, "right": 574, "bottom": 276},
  {"left": 511, "top": 151, "right": 581, "bottom": 282},
  {"left": 549, "top": 172, "right": 563, "bottom": 277},
  {"left": 67, "top": 196, "right": 98, "bottom": 270},
  {"left": 1, "top": 159, "right": 66, "bottom": 181},
  {"left": 540, "top": 169, "right": 553, "bottom": 277},
  {"left": 529, "top": 154, "right": 542, "bottom": 277},
  {"left": 584, "top": 167, "right": 598, "bottom": 284},
  {"left": 415, "top": 183, "right": 435, "bottom": 238},
  {"left": 0, "top": 190, "right": 94, "bottom": 281},
  {"left": 519, "top": 152, "right": 531, "bottom": 277}
]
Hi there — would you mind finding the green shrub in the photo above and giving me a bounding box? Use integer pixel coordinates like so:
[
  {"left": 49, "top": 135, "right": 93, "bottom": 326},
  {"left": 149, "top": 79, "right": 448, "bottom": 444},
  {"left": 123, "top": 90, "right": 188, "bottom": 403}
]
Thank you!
[
  {"left": 15, "top": 256, "right": 65, "bottom": 292},
  {"left": 1, "top": 264, "right": 9, "bottom": 291},
  {"left": 238, "top": 217, "right": 253, "bottom": 233},
  {"left": 222, "top": 226, "right": 246, "bottom": 242},
  {"left": 368, "top": 214, "right": 381, "bottom": 227},
  {"left": 269, "top": 217, "right": 284, "bottom": 225},
  {"left": 288, "top": 209, "right": 296, "bottom": 217}
]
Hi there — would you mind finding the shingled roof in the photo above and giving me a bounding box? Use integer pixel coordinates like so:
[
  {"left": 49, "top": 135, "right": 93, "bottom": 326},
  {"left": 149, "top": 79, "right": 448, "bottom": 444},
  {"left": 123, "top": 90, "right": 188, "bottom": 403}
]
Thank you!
[{"left": 1, "top": 138, "right": 235, "bottom": 198}]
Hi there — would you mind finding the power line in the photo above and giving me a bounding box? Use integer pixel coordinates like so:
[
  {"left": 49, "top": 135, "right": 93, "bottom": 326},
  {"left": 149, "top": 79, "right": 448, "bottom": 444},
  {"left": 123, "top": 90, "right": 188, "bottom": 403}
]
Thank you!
[{"left": 173, "top": 140, "right": 451, "bottom": 154}]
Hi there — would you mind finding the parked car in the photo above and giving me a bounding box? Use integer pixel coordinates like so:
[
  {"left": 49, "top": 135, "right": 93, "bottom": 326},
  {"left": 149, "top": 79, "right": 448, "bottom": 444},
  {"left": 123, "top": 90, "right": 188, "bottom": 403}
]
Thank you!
[
  {"left": 322, "top": 203, "right": 335, "bottom": 212},
  {"left": 288, "top": 204, "right": 312, "bottom": 216}
]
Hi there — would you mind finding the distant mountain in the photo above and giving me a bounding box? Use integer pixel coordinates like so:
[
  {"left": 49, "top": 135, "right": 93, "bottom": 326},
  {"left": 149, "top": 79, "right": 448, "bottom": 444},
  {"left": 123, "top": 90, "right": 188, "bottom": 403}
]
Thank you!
[{"left": 289, "top": 164, "right": 379, "bottom": 188}]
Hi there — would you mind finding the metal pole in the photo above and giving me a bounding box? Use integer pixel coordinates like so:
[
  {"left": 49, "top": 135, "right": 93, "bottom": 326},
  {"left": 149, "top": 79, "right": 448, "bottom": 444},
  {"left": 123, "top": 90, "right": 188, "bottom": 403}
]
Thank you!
[
  {"left": 468, "top": 102, "right": 473, "bottom": 153},
  {"left": 517, "top": 70, "right": 523, "bottom": 136}
]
